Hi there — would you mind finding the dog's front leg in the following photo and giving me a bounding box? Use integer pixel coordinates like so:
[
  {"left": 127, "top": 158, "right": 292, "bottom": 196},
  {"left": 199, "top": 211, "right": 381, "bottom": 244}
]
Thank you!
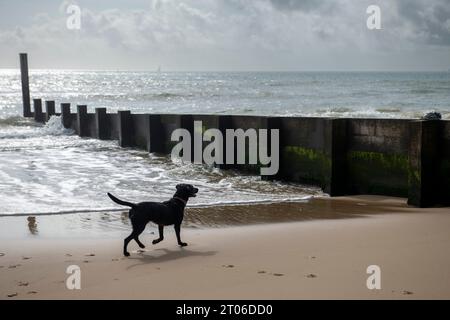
[
  {"left": 174, "top": 224, "right": 187, "bottom": 247},
  {"left": 152, "top": 225, "right": 164, "bottom": 245}
]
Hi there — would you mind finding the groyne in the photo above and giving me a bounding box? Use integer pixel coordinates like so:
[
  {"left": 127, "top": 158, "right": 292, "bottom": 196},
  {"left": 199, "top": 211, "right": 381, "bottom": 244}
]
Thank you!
[{"left": 18, "top": 53, "right": 450, "bottom": 208}]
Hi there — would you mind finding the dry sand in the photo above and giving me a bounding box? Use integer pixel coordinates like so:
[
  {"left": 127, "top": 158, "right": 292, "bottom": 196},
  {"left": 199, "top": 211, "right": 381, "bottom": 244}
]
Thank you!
[{"left": 1, "top": 196, "right": 450, "bottom": 299}]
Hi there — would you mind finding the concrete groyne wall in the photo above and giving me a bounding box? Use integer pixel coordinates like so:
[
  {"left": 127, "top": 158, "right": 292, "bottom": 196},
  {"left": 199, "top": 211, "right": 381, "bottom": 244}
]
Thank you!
[
  {"left": 18, "top": 53, "right": 449, "bottom": 208},
  {"left": 26, "top": 98, "right": 450, "bottom": 208}
]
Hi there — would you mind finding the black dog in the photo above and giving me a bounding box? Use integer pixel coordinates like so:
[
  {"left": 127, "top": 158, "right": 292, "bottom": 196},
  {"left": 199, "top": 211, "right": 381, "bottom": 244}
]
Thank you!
[{"left": 107, "top": 184, "right": 198, "bottom": 256}]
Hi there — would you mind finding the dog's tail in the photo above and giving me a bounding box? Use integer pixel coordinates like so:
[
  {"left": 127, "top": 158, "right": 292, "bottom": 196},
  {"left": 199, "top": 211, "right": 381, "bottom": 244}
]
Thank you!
[{"left": 107, "top": 193, "right": 136, "bottom": 208}]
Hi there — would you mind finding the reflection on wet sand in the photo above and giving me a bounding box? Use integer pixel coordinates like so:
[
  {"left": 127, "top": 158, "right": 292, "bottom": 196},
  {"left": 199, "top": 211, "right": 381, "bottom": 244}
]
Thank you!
[
  {"left": 27, "top": 216, "right": 38, "bottom": 235},
  {"left": 184, "top": 197, "right": 407, "bottom": 228},
  {"left": 5, "top": 196, "right": 412, "bottom": 238},
  {"left": 120, "top": 212, "right": 130, "bottom": 225}
]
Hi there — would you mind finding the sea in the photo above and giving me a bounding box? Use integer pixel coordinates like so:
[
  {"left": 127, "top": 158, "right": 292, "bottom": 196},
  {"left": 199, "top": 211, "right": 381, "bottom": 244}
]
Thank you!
[{"left": 1, "top": 70, "right": 449, "bottom": 216}]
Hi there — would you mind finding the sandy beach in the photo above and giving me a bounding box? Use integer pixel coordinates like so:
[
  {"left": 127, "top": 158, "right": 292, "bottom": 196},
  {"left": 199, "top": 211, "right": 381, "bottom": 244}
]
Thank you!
[
  {"left": 2, "top": 0, "right": 450, "bottom": 304},
  {"left": 1, "top": 196, "right": 449, "bottom": 300}
]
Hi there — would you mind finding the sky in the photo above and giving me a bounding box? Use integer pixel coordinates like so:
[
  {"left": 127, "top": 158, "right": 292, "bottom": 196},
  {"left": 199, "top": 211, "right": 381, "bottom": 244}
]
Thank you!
[{"left": 0, "top": 0, "right": 449, "bottom": 71}]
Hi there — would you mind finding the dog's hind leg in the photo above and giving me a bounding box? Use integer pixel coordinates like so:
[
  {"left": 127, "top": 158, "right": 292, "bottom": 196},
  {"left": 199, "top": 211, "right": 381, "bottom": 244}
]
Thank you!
[
  {"left": 123, "top": 233, "right": 134, "bottom": 257},
  {"left": 174, "top": 224, "right": 187, "bottom": 247},
  {"left": 134, "top": 236, "right": 145, "bottom": 249},
  {"left": 133, "top": 225, "right": 146, "bottom": 249},
  {"left": 152, "top": 225, "right": 164, "bottom": 245},
  {"left": 123, "top": 226, "right": 145, "bottom": 256}
]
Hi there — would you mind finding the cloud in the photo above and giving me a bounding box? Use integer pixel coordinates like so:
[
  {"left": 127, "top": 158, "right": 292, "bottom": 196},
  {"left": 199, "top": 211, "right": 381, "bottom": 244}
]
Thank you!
[
  {"left": 269, "top": 0, "right": 336, "bottom": 13},
  {"left": 395, "top": 0, "right": 450, "bottom": 45},
  {"left": 0, "top": 0, "right": 448, "bottom": 70}
]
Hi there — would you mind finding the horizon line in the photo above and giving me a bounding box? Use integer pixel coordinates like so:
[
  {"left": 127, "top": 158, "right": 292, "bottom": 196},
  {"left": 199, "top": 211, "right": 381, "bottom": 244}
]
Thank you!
[{"left": 0, "top": 68, "right": 448, "bottom": 73}]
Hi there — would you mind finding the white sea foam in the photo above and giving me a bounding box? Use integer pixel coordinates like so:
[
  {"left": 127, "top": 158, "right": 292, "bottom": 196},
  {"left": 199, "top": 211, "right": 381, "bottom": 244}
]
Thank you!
[
  {"left": 0, "top": 119, "right": 323, "bottom": 215},
  {"left": 42, "top": 115, "right": 74, "bottom": 136},
  {"left": 0, "top": 116, "right": 73, "bottom": 143}
]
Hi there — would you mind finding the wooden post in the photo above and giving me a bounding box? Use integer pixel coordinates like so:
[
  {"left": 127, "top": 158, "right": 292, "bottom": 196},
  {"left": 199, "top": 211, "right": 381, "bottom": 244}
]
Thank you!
[
  {"left": 408, "top": 120, "right": 441, "bottom": 207},
  {"left": 61, "top": 103, "right": 71, "bottom": 128},
  {"left": 180, "top": 115, "right": 194, "bottom": 162},
  {"left": 148, "top": 115, "right": 164, "bottom": 153},
  {"left": 33, "top": 99, "right": 44, "bottom": 123},
  {"left": 77, "top": 105, "right": 88, "bottom": 137},
  {"left": 19, "top": 53, "right": 32, "bottom": 117},
  {"left": 118, "top": 110, "right": 133, "bottom": 147},
  {"left": 325, "top": 118, "right": 348, "bottom": 196},
  {"left": 45, "top": 100, "right": 56, "bottom": 122},
  {"left": 95, "top": 108, "right": 108, "bottom": 139},
  {"left": 217, "top": 115, "right": 233, "bottom": 169},
  {"left": 261, "top": 117, "right": 281, "bottom": 181}
]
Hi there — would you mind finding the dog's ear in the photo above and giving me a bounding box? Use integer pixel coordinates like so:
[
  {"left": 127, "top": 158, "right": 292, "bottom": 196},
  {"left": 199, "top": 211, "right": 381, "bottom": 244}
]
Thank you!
[{"left": 176, "top": 184, "right": 182, "bottom": 190}]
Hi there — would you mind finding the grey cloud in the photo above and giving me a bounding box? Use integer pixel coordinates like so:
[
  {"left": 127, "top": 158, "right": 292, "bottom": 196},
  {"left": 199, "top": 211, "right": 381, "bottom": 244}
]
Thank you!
[
  {"left": 269, "top": 0, "right": 335, "bottom": 12},
  {"left": 0, "top": 0, "right": 448, "bottom": 70},
  {"left": 396, "top": 0, "right": 450, "bottom": 45}
]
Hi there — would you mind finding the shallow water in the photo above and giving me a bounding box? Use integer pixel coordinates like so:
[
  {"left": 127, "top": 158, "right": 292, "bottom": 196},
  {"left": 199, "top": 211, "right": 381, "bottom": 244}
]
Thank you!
[
  {"left": 0, "top": 70, "right": 449, "bottom": 216},
  {"left": 0, "top": 116, "right": 321, "bottom": 215},
  {"left": 0, "top": 198, "right": 402, "bottom": 238}
]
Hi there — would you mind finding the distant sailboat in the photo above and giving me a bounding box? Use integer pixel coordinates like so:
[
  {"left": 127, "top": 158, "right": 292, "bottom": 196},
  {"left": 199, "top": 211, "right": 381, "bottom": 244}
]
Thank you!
[{"left": 157, "top": 65, "right": 161, "bottom": 73}]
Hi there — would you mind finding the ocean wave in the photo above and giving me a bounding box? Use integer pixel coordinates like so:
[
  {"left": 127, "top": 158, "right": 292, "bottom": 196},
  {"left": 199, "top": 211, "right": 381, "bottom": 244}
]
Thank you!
[
  {"left": 41, "top": 115, "right": 75, "bottom": 136},
  {"left": 375, "top": 107, "right": 402, "bottom": 113},
  {"left": 308, "top": 106, "right": 431, "bottom": 119},
  {"left": 83, "top": 91, "right": 220, "bottom": 101},
  {"left": 410, "top": 89, "right": 436, "bottom": 94},
  {"left": 140, "top": 92, "right": 223, "bottom": 100},
  {"left": 0, "top": 116, "right": 39, "bottom": 128},
  {"left": 0, "top": 116, "right": 74, "bottom": 140},
  {"left": 152, "top": 92, "right": 185, "bottom": 99}
]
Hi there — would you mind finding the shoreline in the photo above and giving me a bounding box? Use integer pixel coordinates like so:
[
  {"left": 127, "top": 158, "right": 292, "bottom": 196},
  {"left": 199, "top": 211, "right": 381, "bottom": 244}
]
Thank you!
[
  {"left": 0, "top": 196, "right": 315, "bottom": 217},
  {"left": 0, "top": 195, "right": 414, "bottom": 239},
  {"left": 1, "top": 196, "right": 450, "bottom": 299}
]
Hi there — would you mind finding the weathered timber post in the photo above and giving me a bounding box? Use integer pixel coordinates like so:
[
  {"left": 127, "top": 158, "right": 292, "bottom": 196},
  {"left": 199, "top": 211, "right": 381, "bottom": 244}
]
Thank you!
[
  {"left": 325, "top": 118, "right": 348, "bottom": 196},
  {"left": 45, "top": 100, "right": 56, "bottom": 122},
  {"left": 33, "top": 99, "right": 44, "bottom": 123},
  {"left": 95, "top": 108, "right": 108, "bottom": 139},
  {"left": 118, "top": 110, "right": 133, "bottom": 147},
  {"left": 180, "top": 115, "right": 194, "bottom": 162},
  {"left": 261, "top": 117, "right": 281, "bottom": 181},
  {"left": 408, "top": 120, "right": 441, "bottom": 207},
  {"left": 217, "top": 115, "right": 233, "bottom": 169},
  {"left": 148, "top": 115, "right": 164, "bottom": 153},
  {"left": 77, "top": 105, "right": 88, "bottom": 137},
  {"left": 61, "top": 103, "right": 71, "bottom": 128},
  {"left": 19, "top": 53, "right": 32, "bottom": 117}
]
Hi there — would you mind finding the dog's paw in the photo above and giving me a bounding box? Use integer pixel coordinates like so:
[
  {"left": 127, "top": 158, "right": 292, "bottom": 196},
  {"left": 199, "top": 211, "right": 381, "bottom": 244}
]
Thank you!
[
  {"left": 123, "top": 252, "right": 130, "bottom": 257},
  {"left": 179, "top": 242, "right": 188, "bottom": 247},
  {"left": 138, "top": 244, "right": 146, "bottom": 249},
  {"left": 152, "top": 238, "right": 163, "bottom": 245}
]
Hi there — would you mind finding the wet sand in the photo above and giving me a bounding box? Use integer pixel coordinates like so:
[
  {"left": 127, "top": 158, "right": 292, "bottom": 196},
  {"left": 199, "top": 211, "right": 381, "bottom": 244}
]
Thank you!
[
  {"left": 1, "top": 196, "right": 450, "bottom": 299},
  {"left": 0, "top": 195, "right": 411, "bottom": 238}
]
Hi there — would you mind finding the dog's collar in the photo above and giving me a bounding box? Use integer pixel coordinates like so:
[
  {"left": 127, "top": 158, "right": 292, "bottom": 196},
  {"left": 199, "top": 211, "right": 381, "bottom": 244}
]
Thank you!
[{"left": 172, "top": 197, "right": 187, "bottom": 206}]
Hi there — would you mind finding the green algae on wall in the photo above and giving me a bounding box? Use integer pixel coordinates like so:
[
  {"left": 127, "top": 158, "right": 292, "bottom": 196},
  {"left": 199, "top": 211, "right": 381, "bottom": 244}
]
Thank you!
[
  {"left": 347, "top": 151, "right": 409, "bottom": 196},
  {"left": 348, "top": 151, "right": 409, "bottom": 170},
  {"left": 281, "top": 146, "right": 331, "bottom": 188}
]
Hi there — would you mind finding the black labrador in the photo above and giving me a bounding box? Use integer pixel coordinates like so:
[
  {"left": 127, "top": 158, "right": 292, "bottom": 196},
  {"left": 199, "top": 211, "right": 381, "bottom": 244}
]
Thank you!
[{"left": 107, "top": 184, "right": 198, "bottom": 256}]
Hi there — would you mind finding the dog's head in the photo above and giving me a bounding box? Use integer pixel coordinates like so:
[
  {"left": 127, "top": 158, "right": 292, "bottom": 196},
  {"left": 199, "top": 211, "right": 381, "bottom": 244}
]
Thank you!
[{"left": 175, "top": 184, "right": 199, "bottom": 198}]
